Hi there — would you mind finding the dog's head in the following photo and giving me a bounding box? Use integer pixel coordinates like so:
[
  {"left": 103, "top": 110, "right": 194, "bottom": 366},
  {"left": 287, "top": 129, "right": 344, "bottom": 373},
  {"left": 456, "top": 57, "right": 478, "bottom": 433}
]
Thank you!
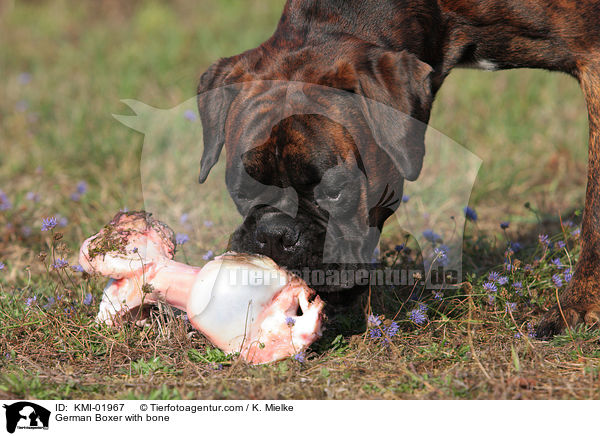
[{"left": 196, "top": 39, "right": 433, "bottom": 303}]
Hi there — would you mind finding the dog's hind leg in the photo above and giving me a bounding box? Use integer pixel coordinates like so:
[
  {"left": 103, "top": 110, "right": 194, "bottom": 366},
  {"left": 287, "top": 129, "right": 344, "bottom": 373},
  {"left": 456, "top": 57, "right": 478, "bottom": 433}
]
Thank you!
[{"left": 537, "top": 60, "right": 600, "bottom": 338}]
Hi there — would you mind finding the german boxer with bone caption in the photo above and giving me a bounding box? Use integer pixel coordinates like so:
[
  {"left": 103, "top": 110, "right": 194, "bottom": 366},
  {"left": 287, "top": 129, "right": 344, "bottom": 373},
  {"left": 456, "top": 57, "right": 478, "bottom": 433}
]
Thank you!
[{"left": 196, "top": 0, "right": 600, "bottom": 337}]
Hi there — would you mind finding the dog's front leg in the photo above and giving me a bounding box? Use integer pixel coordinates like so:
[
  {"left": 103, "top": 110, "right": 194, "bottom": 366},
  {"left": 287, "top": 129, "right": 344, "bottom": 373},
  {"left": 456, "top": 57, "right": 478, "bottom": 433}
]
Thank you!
[{"left": 537, "top": 60, "right": 600, "bottom": 337}]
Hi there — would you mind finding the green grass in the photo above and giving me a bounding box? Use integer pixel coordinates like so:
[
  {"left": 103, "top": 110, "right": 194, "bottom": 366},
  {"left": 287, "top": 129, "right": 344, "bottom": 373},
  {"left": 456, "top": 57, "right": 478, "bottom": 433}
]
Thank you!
[{"left": 1, "top": 0, "right": 598, "bottom": 400}]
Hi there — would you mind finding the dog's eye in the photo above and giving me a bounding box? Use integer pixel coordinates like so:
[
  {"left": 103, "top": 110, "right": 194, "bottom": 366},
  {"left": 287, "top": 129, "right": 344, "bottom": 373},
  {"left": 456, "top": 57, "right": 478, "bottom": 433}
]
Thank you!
[{"left": 315, "top": 183, "right": 343, "bottom": 202}]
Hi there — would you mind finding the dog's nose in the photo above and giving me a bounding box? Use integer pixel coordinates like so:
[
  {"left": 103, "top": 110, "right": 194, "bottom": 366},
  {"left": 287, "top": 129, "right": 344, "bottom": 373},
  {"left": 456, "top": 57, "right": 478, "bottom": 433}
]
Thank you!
[{"left": 255, "top": 212, "right": 300, "bottom": 258}]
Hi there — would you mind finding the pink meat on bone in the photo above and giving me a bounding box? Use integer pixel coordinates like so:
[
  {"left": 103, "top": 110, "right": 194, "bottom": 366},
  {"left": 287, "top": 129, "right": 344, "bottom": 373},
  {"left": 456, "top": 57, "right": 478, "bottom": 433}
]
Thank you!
[{"left": 79, "top": 211, "right": 325, "bottom": 364}]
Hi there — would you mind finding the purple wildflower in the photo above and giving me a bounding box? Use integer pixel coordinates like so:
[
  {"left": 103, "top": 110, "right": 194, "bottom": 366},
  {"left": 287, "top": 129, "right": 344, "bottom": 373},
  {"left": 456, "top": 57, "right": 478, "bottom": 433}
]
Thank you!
[
  {"left": 204, "top": 220, "right": 214, "bottom": 227},
  {"left": 71, "top": 264, "right": 84, "bottom": 273},
  {"left": 483, "top": 281, "right": 498, "bottom": 293},
  {"left": 386, "top": 321, "right": 400, "bottom": 337},
  {"left": 26, "top": 296, "right": 37, "bottom": 307},
  {"left": 83, "top": 293, "right": 93, "bottom": 306},
  {"left": 422, "top": 229, "right": 442, "bottom": 243},
  {"left": 52, "top": 258, "right": 69, "bottom": 269},
  {"left": 76, "top": 181, "right": 88, "bottom": 194},
  {"left": 395, "top": 244, "right": 405, "bottom": 252},
  {"left": 202, "top": 250, "right": 214, "bottom": 261},
  {"left": 402, "top": 195, "right": 410, "bottom": 203},
  {"left": 564, "top": 269, "right": 573, "bottom": 283},
  {"left": 463, "top": 206, "right": 478, "bottom": 222},
  {"left": 293, "top": 352, "right": 306, "bottom": 363},
  {"left": 572, "top": 228, "right": 581, "bottom": 237},
  {"left": 556, "top": 241, "right": 566, "bottom": 250},
  {"left": 512, "top": 281, "right": 522, "bottom": 290},
  {"left": 552, "top": 273, "right": 563, "bottom": 288},
  {"left": 26, "top": 191, "right": 40, "bottom": 202},
  {"left": 505, "top": 302, "right": 517, "bottom": 313},
  {"left": 0, "top": 191, "right": 12, "bottom": 211},
  {"left": 0, "top": 262, "right": 4, "bottom": 271},
  {"left": 488, "top": 294, "right": 496, "bottom": 305},
  {"left": 175, "top": 233, "right": 190, "bottom": 245},
  {"left": 368, "top": 314, "right": 382, "bottom": 326},
  {"left": 408, "top": 304, "right": 428, "bottom": 325},
  {"left": 369, "top": 328, "right": 382, "bottom": 338},
  {"left": 497, "top": 276, "right": 509, "bottom": 286},
  {"left": 527, "top": 322, "right": 536, "bottom": 338},
  {"left": 18, "top": 72, "right": 32, "bottom": 84},
  {"left": 510, "top": 241, "right": 523, "bottom": 252},
  {"left": 488, "top": 271, "right": 501, "bottom": 282},
  {"left": 514, "top": 332, "right": 521, "bottom": 339},
  {"left": 41, "top": 216, "right": 57, "bottom": 231},
  {"left": 433, "top": 290, "right": 444, "bottom": 301},
  {"left": 180, "top": 213, "right": 189, "bottom": 224},
  {"left": 285, "top": 316, "right": 295, "bottom": 327},
  {"left": 184, "top": 110, "right": 197, "bottom": 121},
  {"left": 500, "top": 221, "right": 510, "bottom": 229},
  {"left": 57, "top": 215, "right": 68, "bottom": 228},
  {"left": 539, "top": 234, "right": 550, "bottom": 246}
]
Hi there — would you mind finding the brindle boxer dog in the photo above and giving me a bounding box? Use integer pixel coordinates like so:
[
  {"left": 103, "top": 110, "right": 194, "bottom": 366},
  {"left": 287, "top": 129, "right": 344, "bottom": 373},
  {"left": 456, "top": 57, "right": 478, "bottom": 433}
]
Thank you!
[{"left": 196, "top": 0, "right": 600, "bottom": 337}]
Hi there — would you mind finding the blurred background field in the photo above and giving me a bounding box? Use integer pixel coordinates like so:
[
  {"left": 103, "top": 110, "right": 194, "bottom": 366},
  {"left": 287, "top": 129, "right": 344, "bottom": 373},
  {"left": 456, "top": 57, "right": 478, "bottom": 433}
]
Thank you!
[{"left": 0, "top": 0, "right": 597, "bottom": 400}]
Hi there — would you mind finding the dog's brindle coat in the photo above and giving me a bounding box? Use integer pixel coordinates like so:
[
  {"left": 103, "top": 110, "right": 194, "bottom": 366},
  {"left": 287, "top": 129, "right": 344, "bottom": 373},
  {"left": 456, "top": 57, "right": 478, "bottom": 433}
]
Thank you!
[{"left": 197, "top": 0, "right": 600, "bottom": 336}]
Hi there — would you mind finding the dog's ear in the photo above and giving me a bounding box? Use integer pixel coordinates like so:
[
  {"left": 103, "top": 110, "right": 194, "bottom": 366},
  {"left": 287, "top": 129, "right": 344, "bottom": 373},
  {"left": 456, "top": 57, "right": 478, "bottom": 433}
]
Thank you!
[
  {"left": 356, "top": 49, "right": 433, "bottom": 181},
  {"left": 197, "top": 57, "right": 246, "bottom": 183}
]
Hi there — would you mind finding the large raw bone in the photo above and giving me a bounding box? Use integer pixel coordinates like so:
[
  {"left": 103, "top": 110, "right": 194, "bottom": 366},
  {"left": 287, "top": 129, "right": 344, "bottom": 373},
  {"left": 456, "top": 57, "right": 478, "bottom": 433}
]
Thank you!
[{"left": 79, "top": 211, "right": 325, "bottom": 364}]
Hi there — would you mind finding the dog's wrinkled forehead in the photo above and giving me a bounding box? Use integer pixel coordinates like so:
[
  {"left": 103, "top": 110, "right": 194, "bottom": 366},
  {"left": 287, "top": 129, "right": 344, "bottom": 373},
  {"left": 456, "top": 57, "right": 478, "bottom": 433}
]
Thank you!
[{"left": 197, "top": 44, "right": 433, "bottom": 185}]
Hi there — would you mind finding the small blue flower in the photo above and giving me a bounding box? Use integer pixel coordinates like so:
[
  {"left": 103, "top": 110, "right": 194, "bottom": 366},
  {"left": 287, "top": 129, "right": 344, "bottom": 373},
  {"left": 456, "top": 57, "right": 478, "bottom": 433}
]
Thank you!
[
  {"left": 0, "top": 191, "right": 12, "bottom": 211},
  {"left": 500, "top": 221, "right": 510, "bottom": 229},
  {"left": 180, "top": 213, "right": 189, "bottom": 224},
  {"left": 497, "top": 276, "right": 509, "bottom": 286},
  {"left": 176, "top": 233, "right": 190, "bottom": 245},
  {"left": 57, "top": 215, "right": 68, "bottom": 228},
  {"left": 204, "top": 220, "right": 214, "bottom": 227},
  {"left": 26, "top": 296, "right": 37, "bottom": 307},
  {"left": 70, "top": 192, "right": 81, "bottom": 202},
  {"left": 0, "top": 262, "right": 4, "bottom": 271},
  {"left": 408, "top": 305, "right": 428, "bottom": 325},
  {"left": 26, "top": 191, "right": 40, "bottom": 202},
  {"left": 293, "top": 352, "right": 306, "bottom": 363},
  {"left": 202, "top": 250, "right": 214, "bottom": 261},
  {"left": 395, "top": 244, "right": 405, "bottom": 252},
  {"left": 184, "top": 110, "right": 197, "bottom": 121},
  {"left": 483, "top": 282, "right": 498, "bottom": 293},
  {"left": 564, "top": 269, "right": 573, "bottom": 283},
  {"left": 386, "top": 321, "right": 400, "bottom": 337},
  {"left": 77, "top": 181, "right": 88, "bottom": 194},
  {"left": 552, "top": 273, "right": 563, "bottom": 288},
  {"left": 539, "top": 234, "right": 550, "bottom": 246},
  {"left": 285, "top": 316, "right": 295, "bottom": 327},
  {"left": 488, "top": 295, "right": 496, "bottom": 305},
  {"left": 434, "top": 247, "right": 447, "bottom": 261},
  {"left": 463, "top": 206, "right": 478, "bottom": 222},
  {"left": 422, "top": 229, "right": 442, "bottom": 243},
  {"left": 512, "top": 281, "right": 522, "bottom": 290},
  {"left": 572, "top": 228, "right": 581, "bottom": 237},
  {"left": 41, "top": 216, "right": 57, "bottom": 231},
  {"left": 433, "top": 290, "right": 444, "bottom": 301},
  {"left": 556, "top": 241, "right": 566, "bottom": 250},
  {"left": 402, "top": 195, "right": 410, "bottom": 203},
  {"left": 52, "top": 258, "right": 69, "bottom": 269},
  {"left": 510, "top": 241, "right": 523, "bottom": 253},
  {"left": 488, "top": 272, "right": 501, "bottom": 282},
  {"left": 369, "top": 328, "right": 382, "bottom": 338},
  {"left": 527, "top": 322, "right": 536, "bottom": 338},
  {"left": 514, "top": 332, "right": 521, "bottom": 338},
  {"left": 71, "top": 264, "right": 84, "bottom": 273},
  {"left": 18, "top": 72, "right": 32, "bottom": 84},
  {"left": 505, "top": 302, "right": 517, "bottom": 313},
  {"left": 368, "top": 314, "right": 381, "bottom": 326},
  {"left": 551, "top": 258, "right": 562, "bottom": 268},
  {"left": 83, "top": 293, "right": 93, "bottom": 306}
]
